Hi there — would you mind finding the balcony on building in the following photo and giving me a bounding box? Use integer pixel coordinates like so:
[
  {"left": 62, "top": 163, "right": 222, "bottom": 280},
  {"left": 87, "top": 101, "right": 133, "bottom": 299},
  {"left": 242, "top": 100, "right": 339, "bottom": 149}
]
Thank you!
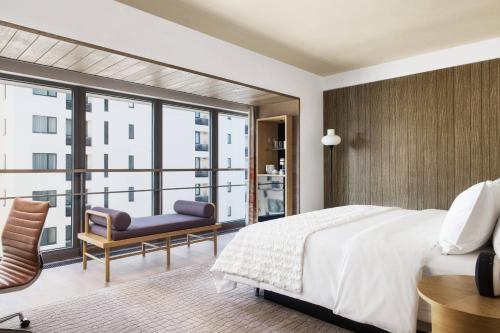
[
  {"left": 195, "top": 195, "right": 209, "bottom": 202},
  {"left": 195, "top": 170, "right": 209, "bottom": 178},
  {"left": 195, "top": 143, "right": 209, "bottom": 151},
  {"left": 195, "top": 117, "right": 209, "bottom": 126}
]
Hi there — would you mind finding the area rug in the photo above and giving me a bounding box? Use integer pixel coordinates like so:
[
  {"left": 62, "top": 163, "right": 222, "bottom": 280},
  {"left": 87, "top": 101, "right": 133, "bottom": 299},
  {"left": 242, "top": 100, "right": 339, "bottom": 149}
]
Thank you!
[{"left": 3, "top": 261, "right": 350, "bottom": 332}]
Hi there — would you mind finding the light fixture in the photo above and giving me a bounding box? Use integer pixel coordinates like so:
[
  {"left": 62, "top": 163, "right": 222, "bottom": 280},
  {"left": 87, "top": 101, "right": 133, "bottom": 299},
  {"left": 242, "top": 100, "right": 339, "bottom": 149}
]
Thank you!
[{"left": 322, "top": 129, "right": 341, "bottom": 207}]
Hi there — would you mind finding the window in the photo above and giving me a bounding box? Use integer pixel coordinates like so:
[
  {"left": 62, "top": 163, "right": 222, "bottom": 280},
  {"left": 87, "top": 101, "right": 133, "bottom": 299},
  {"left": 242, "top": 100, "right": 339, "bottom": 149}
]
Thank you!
[
  {"left": 66, "top": 93, "right": 72, "bottom": 110},
  {"left": 104, "top": 121, "right": 109, "bottom": 144},
  {"left": 65, "top": 225, "right": 72, "bottom": 247},
  {"left": 104, "top": 154, "right": 109, "bottom": 178},
  {"left": 195, "top": 157, "right": 200, "bottom": 169},
  {"left": 227, "top": 158, "right": 231, "bottom": 168},
  {"left": 33, "top": 153, "right": 57, "bottom": 169},
  {"left": 227, "top": 181, "right": 232, "bottom": 193},
  {"left": 104, "top": 99, "right": 109, "bottom": 111},
  {"left": 227, "top": 206, "right": 232, "bottom": 217},
  {"left": 128, "top": 155, "right": 134, "bottom": 169},
  {"left": 66, "top": 119, "right": 72, "bottom": 145},
  {"left": 33, "top": 190, "right": 57, "bottom": 207},
  {"left": 195, "top": 112, "right": 200, "bottom": 118},
  {"left": 40, "top": 227, "right": 57, "bottom": 246},
  {"left": 227, "top": 133, "right": 231, "bottom": 144},
  {"left": 65, "top": 190, "right": 71, "bottom": 217},
  {"left": 32, "top": 115, "right": 57, "bottom": 134},
  {"left": 128, "top": 187, "right": 134, "bottom": 202},
  {"left": 195, "top": 131, "right": 200, "bottom": 144},
  {"left": 104, "top": 187, "right": 109, "bottom": 208},
  {"left": 128, "top": 124, "right": 134, "bottom": 139},
  {"left": 65, "top": 154, "right": 72, "bottom": 181},
  {"left": 33, "top": 88, "right": 57, "bottom": 97},
  {"left": 195, "top": 184, "right": 200, "bottom": 196},
  {"left": 128, "top": 102, "right": 134, "bottom": 108}
]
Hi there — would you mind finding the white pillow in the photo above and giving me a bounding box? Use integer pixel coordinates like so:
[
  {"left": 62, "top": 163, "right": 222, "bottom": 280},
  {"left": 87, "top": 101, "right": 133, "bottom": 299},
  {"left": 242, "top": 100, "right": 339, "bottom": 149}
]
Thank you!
[
  {"left": 490, "top": 179, "right": 500, "bottom": 257},
  {"left": 439, "top": 181, "right": 498, "bottom": 254}
]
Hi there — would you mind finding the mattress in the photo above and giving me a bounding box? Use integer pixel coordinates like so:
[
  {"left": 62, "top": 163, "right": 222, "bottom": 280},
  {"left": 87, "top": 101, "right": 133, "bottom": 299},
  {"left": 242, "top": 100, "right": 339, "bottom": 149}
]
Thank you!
[
  {"left": 224, "top": 208, "right": 487, "bottom": 326},
  {"left": 418, "top": 246, "right": 485, "bottom": 322}
]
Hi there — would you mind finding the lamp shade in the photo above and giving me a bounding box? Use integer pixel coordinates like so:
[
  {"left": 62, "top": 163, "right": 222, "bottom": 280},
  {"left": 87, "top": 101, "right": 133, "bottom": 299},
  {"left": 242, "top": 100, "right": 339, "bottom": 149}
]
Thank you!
[{"left": 321, "top": 129, "right": 341, "bottom": 146}]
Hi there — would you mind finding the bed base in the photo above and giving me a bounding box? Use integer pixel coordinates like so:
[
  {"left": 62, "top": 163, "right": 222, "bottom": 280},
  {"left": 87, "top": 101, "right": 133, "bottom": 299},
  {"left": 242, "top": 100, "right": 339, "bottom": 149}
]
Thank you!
[{"left": 262, "top": 290, "right": 388, "bottom": 333}]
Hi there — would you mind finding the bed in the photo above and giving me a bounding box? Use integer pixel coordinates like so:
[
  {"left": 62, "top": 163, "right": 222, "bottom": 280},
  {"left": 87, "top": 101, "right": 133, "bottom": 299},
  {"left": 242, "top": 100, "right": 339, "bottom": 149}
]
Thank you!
[{"left": 210, "top": 205, "right": 484, "bottom": 333}]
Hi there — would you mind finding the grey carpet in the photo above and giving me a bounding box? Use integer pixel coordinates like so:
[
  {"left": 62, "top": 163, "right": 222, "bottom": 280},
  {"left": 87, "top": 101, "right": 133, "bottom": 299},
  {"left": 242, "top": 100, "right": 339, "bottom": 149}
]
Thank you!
[{"left": 3, "top": 262, "right": 351, "bottom": 332}]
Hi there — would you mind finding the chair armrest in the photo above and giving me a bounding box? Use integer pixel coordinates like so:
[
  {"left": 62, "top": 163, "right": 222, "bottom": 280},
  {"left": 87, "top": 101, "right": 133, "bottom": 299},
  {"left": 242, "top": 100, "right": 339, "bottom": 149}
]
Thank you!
[{"left": 85, "top": 209, "right": 113, "bottom": 241}]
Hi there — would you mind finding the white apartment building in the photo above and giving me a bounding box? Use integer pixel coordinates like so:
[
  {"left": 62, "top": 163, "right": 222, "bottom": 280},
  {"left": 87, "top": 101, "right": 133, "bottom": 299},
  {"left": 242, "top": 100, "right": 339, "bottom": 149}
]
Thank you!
[{"left": 0, "top": 81, "right": 248, "bottom": 253}]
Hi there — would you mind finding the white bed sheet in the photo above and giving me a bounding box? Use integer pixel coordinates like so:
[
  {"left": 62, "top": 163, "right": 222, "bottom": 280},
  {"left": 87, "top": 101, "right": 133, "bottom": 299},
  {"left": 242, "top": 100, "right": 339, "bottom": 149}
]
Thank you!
[{"left": 224, "top": 208, "right": 450, "bottom": 330}]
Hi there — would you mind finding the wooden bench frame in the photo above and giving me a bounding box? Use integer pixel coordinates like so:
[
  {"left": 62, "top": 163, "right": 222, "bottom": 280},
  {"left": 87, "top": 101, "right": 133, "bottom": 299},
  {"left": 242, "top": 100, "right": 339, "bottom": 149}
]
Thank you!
[{"left": 77, "top": 210, "right": 221, "bottom": 282}]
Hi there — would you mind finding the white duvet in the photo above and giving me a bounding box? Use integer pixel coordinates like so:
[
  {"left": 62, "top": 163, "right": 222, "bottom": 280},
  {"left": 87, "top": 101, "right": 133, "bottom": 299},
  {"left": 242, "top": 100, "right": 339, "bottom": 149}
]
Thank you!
[{"left": 211, "top": 205, "right": 445, "bottom": 333}]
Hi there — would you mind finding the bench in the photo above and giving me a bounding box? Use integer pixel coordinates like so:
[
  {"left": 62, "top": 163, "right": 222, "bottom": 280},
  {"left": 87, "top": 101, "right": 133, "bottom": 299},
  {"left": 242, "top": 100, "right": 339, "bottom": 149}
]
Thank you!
[{"left": 77, "top": 200, "right": 220, "bottom": 282}]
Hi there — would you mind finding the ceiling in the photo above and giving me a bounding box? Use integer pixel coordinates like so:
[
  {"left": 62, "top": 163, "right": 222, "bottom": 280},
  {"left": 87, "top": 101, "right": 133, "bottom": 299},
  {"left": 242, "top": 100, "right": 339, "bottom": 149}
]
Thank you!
[
  {"left": 0, "top": 22, "right": 293, "bottom": 106},
  {"left": 117, "top": 0, "right": 500, "bottom": 76}
]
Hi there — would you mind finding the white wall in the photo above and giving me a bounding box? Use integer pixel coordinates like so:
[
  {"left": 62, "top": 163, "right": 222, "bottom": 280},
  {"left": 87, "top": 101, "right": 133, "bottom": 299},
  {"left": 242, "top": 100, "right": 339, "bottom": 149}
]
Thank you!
[
  {"left": 322, "top": 37, "right": 500, "bottom": 90},
  {"left": 0, "top": 0, "right": 324, "bottom": 213}
]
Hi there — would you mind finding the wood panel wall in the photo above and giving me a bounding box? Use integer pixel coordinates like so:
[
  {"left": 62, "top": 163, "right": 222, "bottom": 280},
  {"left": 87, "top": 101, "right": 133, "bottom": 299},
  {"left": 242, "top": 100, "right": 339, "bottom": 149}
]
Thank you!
[{"left": 323, "top": 58, "right": 500, "bottom": 210}]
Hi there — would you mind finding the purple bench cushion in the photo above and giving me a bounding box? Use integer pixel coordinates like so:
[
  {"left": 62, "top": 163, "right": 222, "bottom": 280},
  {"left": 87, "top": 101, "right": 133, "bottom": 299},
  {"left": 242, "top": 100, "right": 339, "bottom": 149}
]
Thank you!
[
  {"left": 173, "top": 200, "right": 214, "bottom": 218},
  {"left": 89, "top": 207, "right": 131, "bottom": 231},
  {"left": 89, "top": 213, "right": 215, "bottom": 241}
]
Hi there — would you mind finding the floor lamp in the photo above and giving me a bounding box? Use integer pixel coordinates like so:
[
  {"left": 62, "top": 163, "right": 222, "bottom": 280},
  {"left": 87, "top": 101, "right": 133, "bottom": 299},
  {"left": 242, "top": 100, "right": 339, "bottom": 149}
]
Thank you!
[{"left": 322, "top": 129, "right": 341, "bottom": 207}]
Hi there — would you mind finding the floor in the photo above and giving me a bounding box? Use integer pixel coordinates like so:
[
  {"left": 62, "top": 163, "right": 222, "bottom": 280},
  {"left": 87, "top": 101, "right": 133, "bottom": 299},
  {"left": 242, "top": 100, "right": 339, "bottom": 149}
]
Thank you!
[{"left": 0, "top": 232, "right": 235, "bottom": 316}]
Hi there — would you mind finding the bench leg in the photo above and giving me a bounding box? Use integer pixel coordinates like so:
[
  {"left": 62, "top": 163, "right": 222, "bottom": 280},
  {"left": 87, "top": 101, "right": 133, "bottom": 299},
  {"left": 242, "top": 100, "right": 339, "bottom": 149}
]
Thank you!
[
  {"left": 104, "top": 248, "right": 110, "bottom": 283},
  {"left": 187, "top": 234, "right": 190, "bottom": 247},
  {"left": 82, "top": 240, "right": 87, "bottom": 270},
  {"left": 141, "top": 242, "right": 146, "bottom": 257},
  {"left": 213, "top": 230, "right": 218, "bottom": 256},
  {"left": 166, "top": 237, "right": 171, "bottom": 268}
]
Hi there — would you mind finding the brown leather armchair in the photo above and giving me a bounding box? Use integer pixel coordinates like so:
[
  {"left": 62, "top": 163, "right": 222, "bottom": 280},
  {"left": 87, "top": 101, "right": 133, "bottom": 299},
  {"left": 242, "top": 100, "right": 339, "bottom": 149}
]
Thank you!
[{"left": 0, "top": 198, "right": 49, "bottom": 332}]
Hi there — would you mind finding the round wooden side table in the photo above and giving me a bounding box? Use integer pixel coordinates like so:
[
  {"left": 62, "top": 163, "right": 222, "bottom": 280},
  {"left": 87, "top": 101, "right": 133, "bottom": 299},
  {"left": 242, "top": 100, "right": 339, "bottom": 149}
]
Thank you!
[{"left": 418, "top": 275, "right": 500, "bottom": 333}]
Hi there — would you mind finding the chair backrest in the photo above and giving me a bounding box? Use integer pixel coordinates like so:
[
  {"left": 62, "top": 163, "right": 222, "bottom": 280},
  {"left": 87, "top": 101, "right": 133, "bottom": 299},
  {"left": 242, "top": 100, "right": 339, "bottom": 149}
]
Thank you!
[{"left": 1, "top": 198, "right": 49, "bottom": 288}]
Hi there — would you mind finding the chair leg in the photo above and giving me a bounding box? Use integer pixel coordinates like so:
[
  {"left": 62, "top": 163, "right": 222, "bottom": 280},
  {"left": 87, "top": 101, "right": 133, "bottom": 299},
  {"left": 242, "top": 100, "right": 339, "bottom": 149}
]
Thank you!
[
  {"left": 166, "top": 237, "right": 171, "bottom": 268},
  {"left": 0, "top": 312, "right": 31, "bottom": 331},
  {"left": 104, "top": 248, "right": 110, "bottom": 283},
  {"left": 213, "top": 230, "right": 218, "bottom": 256},
  {"left": 82, "top": 240, "right": 87, "bottom": 270}
]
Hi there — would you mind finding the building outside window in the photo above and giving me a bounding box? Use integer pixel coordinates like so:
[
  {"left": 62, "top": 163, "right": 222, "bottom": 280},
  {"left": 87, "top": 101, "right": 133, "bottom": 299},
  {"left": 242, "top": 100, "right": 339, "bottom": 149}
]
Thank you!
[
  {"left": 227, "top": 157, "right": 231, "bottom": 168},
  {"left": 128, "top": 155, "right": 134, "bottom": 169},
  {"left": 32, "top": 153, "right": 57, "bottom": 169},
  {"left": 104, "top": 99, "right": 109, "bottom": 111},
  {"left": 104, "top": 187, "right": 109, "bottom": 208},
  {"left": 128, "top": 124, "right": 134, "bottom": 139},
  {"left": 227, "top": 133, "right": 231, "bottom": 144},
  {"left": 227, "top": 206, "right": 232, "bottom": 217},
  {"left": 32, "top": 190, "right": 57, "bottom": 207},
  {"left": 65, "top": 190, "right": 71, "bottom": 217},
  {"left": 40, "top": 227, "right": 57, "bottom": 246},
  {"left": 32, "top": 115, "right": 57, "bottom": 134},
  {"left": 65, "top": 225, "right": 72, "bottom": 247},
  {"left": 128, "top": 102, "right": 134, "bottom": 109},
  {"left": 104, "top": 154, "right": 109, "bottom": 178},
  {"left": 227, "top": 181, "right": 232, "bottom": 192},
  {"left": 195, "top": 183, "right": 200, "bottom": 196},
  {"left": 195, "top": 131, "right": 200, "bottom": 144},
  {"left": 33, "top": 88, "right": 57, "bottom": 97},
  {"left": 65, "top": 154, "right": 72, "bottom": 181},
  {"left": 104, "top": 121, "right": 109, "bottom": 144},
  {"left": 128, "top": 187, "right": 134, "bottom": 202}
]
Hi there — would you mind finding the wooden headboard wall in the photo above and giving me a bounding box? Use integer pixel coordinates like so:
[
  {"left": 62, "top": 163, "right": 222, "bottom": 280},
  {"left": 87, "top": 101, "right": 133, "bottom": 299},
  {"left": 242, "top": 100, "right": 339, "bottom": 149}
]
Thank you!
[{"left": 323, "top": 58, "right": 500, "bottom": 210}]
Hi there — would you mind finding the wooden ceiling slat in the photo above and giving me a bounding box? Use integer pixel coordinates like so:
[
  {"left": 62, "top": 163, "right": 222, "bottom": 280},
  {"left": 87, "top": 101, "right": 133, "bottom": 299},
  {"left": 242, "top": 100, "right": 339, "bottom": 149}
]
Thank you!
[
  {"left": 0, "top": 22, "right": 296, "bottom": 106},
  {"left": 0, "top": 26, "right": 16, "bottom": 53},
  {"left": 36, "top": 40, "right": 78, "bottom": 66},
  {"left": 53, "top": 45, "right": 94, "bottom": 69},
  {"left": 0, "top": 30, "right": 37, "bottom": 59},
  {"left": 96, "top": 57, "right": 141, "bottom": 77},
  {"left": 18, "top": 35, "right": 58, "bottom": 62},
  {"left": 68, "top": 49, "right": 109, "bottom": 72},
  {"left": 111, "top": 60, "right": 150, "bottom": 80},
  {"left": 134, "top": 67, "right": 176, "bottom": 84},
  {"left": 83, "top": 53, "right": 125, "bottom": 75}
]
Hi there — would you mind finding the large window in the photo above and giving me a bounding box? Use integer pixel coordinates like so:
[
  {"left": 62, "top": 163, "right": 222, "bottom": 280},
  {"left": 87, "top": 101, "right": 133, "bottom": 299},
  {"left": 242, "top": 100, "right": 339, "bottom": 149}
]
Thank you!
[
  {"left": 0, "top": 75, "right": 249, "bottom": 260},
  {"left": 0, "top": 80, "right": 72, "bottom": 253},
  {"left": 85, "top": 93, "right": 152, "bottom": 218}
]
